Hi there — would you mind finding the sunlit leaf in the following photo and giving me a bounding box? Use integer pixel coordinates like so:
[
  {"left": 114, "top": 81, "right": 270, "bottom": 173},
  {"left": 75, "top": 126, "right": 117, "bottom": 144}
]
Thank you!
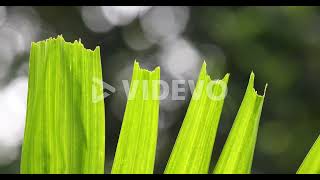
[
  {"left": 213, "top": 72, "right": 267, "bottom": 174},
  {"left": 20, "top": 36, "right": 105, "bottom": 174},
  {"left": 111, "top": 61, "right": 160, "bottom": 174},
  {"left": 297, "top": 135, "right": 320, "bottom": 174},
  {"left": 165, "top": 62, "right": 229, "bottom": 174}
]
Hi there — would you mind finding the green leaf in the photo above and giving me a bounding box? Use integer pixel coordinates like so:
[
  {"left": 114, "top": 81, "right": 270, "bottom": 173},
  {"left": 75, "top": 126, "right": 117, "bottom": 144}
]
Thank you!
[
  {"left": 213, "top": 72, "right": 267, "bottom": 174},
  {"left": 111, "top": 61, "right": 160, "bottom": 174},
  {"left": 20, "top": 36, "right": 105, "bottom": 174},
  {"left": 165, "top": 62, "right": 230, "bottom": 174},
  {"left": 297, "top": 135, "right": 320, "bottom": 174}
]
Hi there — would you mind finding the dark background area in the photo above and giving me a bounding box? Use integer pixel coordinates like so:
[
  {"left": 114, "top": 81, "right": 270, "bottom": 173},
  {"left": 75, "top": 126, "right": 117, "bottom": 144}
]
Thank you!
[{"left": 0, "top": 6, "right": 319, "bottom": 174}]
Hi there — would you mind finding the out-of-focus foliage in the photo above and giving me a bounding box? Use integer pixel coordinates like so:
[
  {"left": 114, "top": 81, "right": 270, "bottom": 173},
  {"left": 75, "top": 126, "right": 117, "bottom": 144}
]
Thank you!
[{"left": 0, "top": 6, "right": 320, "bottom": 174}]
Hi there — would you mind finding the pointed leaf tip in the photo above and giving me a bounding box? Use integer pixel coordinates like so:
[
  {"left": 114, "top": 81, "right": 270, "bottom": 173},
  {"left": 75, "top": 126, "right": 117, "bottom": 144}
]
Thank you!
[
  {"left": 213, "top": 72, "right": 266, "bottom": 174},
  {"left": 263, "top": 83, "right": 268, "bottom": 97},
  {"left": 223, "top": 73, "right": 230, "bottom": 82},
  {"left": 165, "top": 63, "right": 229, "bottom": 174}
]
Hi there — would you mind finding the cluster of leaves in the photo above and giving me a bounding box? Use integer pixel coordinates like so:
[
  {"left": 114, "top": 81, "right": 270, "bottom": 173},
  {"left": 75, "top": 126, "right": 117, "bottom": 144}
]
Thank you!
[{"left": 21, "top": 37, "right": 319, "bottom": 174}]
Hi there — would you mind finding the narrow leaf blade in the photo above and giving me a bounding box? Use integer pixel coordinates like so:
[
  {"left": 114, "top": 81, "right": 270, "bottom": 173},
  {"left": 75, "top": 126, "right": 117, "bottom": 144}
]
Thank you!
[
  {"left": 20, "top": 36, "right": 105, "bottom": 174},
  {"left": 111, "top": 61, "right": 160, "bottom": 174},
  {"left": 297, "top": 135, "right": 320, "bottom": 174},
  {"left": 213, "top": 72, "right": 267, "bottom": 174},
  {"left": 165, "top": 62, "right": 229, "bottom": 174}
]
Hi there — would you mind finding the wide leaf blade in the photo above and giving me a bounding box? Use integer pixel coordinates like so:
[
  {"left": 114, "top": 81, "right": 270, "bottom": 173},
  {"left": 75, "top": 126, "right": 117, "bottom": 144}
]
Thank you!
[{"left": 20, "top": 36, "right": 105, "bottom": 174}]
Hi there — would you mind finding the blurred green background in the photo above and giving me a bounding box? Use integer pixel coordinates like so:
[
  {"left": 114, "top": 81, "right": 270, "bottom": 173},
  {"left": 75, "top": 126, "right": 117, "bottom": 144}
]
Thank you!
[{"left": 0, "top": 6, "right": 319, "bottom": 174}]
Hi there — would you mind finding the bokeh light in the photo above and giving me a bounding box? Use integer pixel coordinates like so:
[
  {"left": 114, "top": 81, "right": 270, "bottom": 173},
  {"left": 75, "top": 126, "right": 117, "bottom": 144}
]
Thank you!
[
  {"left": 102, "top": 6, "right": 151, "bottom": 26},
  {"left": 81, "top": 6, "right": 113, "bottom": 33},
  {"left": 140, "top": 6, "right": 190, "bottom": 43},
  {"left": 159, "top": 38, "right": 201, "bottom": 80},
  {"left": 0, "top": 6, "right": 6, "bottom": 27},
  {"left": 0, "top": 77, "right": 28, "bottom": 165}
]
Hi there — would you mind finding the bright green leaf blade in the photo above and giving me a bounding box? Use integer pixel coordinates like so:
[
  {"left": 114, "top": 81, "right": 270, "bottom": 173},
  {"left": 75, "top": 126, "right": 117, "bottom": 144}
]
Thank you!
[
  {"left": 164, "top": 62, "right": 229, "bottom": 174},
  {"left": 111, "top": 61, "right": 160, "bottom": 174},
  {"left": 213, "top": 72, "right": 267, "bottom": 174},
  {"left": 20, "top": 36, "right": 105, "bottom": 174},
  {"left": 297, "top": 135, "right": 320, "bottom": 174}
]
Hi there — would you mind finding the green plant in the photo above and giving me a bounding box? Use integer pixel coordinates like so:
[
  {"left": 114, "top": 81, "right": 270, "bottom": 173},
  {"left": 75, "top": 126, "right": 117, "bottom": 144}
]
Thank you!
[
  {"left": 111, "top": 61, "right": 160, "bottom": 174},
  {"left": 20, "top": 36, "right": 105, "bottom": 174},
  {"left": 163, "top": 67, "right": 266, "bottom": 174},
  {"left": 213, "top": 73, "right": 267, "bottom": 174},
  {"left": 20, "top": 36, "right": 284, "bottom": 174},
  {"left": 297, "top": 135, "right": 320, "bottom": 174},
  {"left": 164, "top": 62, "right": 229, "bottom": 174}
]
